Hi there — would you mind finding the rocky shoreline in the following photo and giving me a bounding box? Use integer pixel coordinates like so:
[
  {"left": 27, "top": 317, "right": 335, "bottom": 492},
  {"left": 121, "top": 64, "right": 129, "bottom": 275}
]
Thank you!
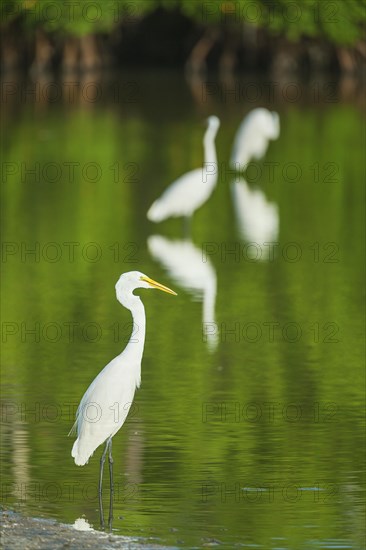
[{"left": 0, "top": 509, "right": 175, "bottom": 550}]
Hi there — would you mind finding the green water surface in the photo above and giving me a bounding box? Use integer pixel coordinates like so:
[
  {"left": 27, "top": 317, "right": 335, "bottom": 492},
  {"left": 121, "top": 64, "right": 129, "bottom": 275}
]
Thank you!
[{"left": 1, "top": 72, "right": 364, "bottom": 548}]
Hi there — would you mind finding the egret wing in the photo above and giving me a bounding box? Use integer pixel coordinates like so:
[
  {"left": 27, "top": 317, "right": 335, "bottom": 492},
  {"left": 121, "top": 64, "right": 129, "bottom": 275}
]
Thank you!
[{"left": 71, "top": 356, "right": 139, "bottom": 465}]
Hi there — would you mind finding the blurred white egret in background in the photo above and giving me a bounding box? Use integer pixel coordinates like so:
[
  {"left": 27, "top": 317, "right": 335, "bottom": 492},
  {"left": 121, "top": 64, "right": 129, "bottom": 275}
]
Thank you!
[
  {"left": 147, "top": 116, "right": 220, "bottom": 223},
  {"left": 70, "top": 271, "right": 176, "bottom": 528},
  {"left": 230, "top": 108, "right": 280, "bottom": 169},
  {"left": 231, "top": 177, "right": 279, "bottom": 260},
  {"left": 148, "top": 235, "right": 218, "bottom": 351}
]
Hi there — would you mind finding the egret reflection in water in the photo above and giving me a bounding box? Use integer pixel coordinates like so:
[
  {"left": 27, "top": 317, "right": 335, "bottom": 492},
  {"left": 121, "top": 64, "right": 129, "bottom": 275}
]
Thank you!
[
  {"left": 231, "top": 177, "right": 279, "bottom": 260},
  {"left": 147, "top": 116, "right": 220, "bottom": 223},
  {"left": 230, "top": 108, "right": 280, "bottom": 169},
  {"left": 148, "top": 235, "right": 218, "bottom": 351}
]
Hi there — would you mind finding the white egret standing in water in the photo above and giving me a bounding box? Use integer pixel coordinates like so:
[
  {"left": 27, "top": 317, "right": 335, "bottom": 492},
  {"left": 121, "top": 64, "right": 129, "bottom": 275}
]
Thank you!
[
  {"left": 230, "top": 108, "right": 280, "bottom": 169},
  {"left": 148, "top": 235, "right": 218, "bottom": 351},
  {"left": 70, "top": 271, "right": 176, "bottom": 528},
  {"left": 147, "top": 116, "right": 220, "bottom": 224}
]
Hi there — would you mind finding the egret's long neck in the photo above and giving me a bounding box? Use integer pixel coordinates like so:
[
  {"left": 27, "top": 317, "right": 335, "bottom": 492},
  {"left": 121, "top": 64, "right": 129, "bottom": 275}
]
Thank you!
[
  {"left": 124, "top": 296, "right": 146, "bottom": 387},
  {"left": 203, "top": 127, "right": 218, "bottom": 166}
]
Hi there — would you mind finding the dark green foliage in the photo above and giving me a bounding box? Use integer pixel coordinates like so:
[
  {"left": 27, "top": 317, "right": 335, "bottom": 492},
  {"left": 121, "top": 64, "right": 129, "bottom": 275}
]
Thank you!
[{"left": 1, "top": 0, "right": 366, "bottom": 45}]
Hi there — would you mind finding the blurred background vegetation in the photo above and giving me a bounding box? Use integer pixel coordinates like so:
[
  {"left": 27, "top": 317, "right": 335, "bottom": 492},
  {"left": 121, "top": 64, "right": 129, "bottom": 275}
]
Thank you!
[{"left": 1, "top": 0, "right": 366, "bottom": 75}]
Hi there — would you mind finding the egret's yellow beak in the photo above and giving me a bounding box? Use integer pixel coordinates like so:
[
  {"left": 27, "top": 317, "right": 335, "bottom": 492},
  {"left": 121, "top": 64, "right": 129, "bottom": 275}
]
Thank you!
[{"left": 140, "top": 276, "right": 177, "bottom": 296}]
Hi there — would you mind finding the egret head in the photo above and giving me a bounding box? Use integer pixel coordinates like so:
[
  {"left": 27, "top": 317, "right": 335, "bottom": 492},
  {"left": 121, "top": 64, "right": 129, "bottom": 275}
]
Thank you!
[
  {"left": 269, "top": 111, "right": 280, "bottom": 139},
  {"left": 254, "top": 109, "right": 280, "bottom": 139},
  {"left": 207, "top": 115, "right": 220, "bottom": 132},
  {"left": 115, "top": 271, "right": 176, "bottom": 306}
]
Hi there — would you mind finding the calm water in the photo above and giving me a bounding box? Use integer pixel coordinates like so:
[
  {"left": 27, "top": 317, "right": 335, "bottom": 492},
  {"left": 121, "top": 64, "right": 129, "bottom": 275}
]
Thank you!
[{"left": 1, "top": 71, "right": 364, "bottom": 548}]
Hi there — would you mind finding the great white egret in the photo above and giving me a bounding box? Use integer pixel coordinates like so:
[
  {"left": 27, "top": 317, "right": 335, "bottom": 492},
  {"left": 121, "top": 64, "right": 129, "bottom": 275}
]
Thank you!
[
  {"left": 147, "top": 235, "right": 218, "bottom": 351},
  {"left": 147, "top": 116, "right": 220, "bottom": 223},
  {"left": 230, "top": 108, "right": 280, "bottom": 169},
  {"left": 70, "top": 271, "right": 176, "bottom": 528},
  {"left": 231, "top": 177, "right": 279, "bottom": 260}
]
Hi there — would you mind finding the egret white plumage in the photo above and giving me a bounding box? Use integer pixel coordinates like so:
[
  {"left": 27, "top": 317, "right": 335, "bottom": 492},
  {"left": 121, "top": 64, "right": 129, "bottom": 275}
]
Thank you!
[
  {"left": 70, "top": 271, "right": 176, "bottom": 527},
  {"left": 148, "top": 235, "right": 218, "bottom": 351},
  {"left": 230, "top": 108, "right": 280, "bottom": 169},
  {"left": 147, "top": 116, "right": 220, "bottom": 223}
]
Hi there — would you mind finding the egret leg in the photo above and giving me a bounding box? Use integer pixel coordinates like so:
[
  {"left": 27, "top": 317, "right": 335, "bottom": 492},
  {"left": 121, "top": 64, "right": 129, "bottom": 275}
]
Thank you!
[
  {"left": 183, "top": 216, "right": 191, "bottom": 237},
  {"left": 99, "top": 440, "right": 109, "bottom": 529},
  {"left": 108, "top": 439, "right": 114, "bottom": 530}
]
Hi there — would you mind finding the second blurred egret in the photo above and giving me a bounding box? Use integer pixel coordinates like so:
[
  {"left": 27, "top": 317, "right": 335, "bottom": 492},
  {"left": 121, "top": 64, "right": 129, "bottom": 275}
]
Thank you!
[{"left": 230, "top": 108, "right": 280, "bottom": 169}]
